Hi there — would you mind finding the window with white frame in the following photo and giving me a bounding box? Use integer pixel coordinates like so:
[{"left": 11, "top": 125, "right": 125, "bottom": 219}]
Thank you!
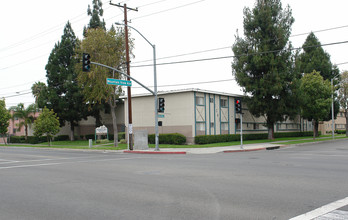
[
  {"left": 220, "top": 99, "right": 228, "bottom": 108},
  {"left": 196, "top": 122, "right": 205, "bottom": 131},
  {"left": 196, "top": 96, "right": 204, "bottom": 106}
]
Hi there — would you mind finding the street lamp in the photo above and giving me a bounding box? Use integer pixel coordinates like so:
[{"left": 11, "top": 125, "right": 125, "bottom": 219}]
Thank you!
[{"left": 115, "top": 22, "right": 160, "bottom": 151}]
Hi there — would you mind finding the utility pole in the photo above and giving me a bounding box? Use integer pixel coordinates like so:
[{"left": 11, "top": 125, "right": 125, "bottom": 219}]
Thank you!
[{"left": 110, "top": 2, "right": 138, "bottom": 150}]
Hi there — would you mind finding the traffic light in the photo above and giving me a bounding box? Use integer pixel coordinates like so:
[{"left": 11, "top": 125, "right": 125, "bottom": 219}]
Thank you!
[
  {"left": 235, "top": 98, "right": 242, "bottom": 113},
  {"left": 82, "top": 53, "right": 91, "bottom": 72},
  {"left": 158, "top": 98, "right": 165, "bottom": 113}
]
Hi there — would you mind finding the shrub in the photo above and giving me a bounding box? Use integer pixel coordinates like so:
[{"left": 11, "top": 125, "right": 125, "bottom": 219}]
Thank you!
[
  {"left": 195, "top": 131, "right": 317, "bottom": 144},
  {"left": 148, "top": 133, "right": 186, "bottom": 145},
  {"left": 336, "top": 130, "right": 346, "bottom": 134},
  {"left": 85, "top": 134, "right": 95, "bottom": 140},
  {"left": 54, "top": 135, "right": 70, "bottom": 141}
]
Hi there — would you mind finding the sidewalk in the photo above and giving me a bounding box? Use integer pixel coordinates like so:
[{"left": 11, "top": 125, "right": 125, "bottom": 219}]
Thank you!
[{"left": 124, "top": 143, "right": 285, "bottom": 154}]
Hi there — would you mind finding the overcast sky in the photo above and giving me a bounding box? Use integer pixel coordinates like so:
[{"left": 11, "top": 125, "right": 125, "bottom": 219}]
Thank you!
[{"left": 1, "top": 0, "right": 347, "bottom": 108}]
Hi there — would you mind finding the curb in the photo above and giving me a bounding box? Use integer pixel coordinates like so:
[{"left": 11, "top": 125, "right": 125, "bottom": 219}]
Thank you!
[
  {"left": 223, "top": 147, "right": 266, "bottom": 153},
  {"left": 124, "top": 150, "right": 186, "bottom": 154}
]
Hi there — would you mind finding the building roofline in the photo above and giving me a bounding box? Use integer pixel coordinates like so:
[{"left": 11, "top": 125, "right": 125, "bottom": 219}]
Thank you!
[{"left": 120, "top": 88, "right": 244, "bottom": 99}]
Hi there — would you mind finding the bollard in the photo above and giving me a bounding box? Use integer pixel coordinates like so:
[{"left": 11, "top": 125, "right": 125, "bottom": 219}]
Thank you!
[{"left": 89, "top": 139, "right": 92, "bottom": 148}]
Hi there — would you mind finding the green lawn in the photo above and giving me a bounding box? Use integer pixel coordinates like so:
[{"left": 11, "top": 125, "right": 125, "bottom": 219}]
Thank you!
[{"left": 1, "top": 135, "right": 347, "bottom": 150}]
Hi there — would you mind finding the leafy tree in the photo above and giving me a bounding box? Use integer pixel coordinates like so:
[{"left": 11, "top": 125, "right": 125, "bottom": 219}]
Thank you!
[
  {"left": 34, "top": 107, "right": 60, "bottom": 146},
  {"left": 232, "top": 0, "right": 299, "bottom": 139},
  {"left": 0, "top": 99, "right": 11, "bottom": 144},
  {"left": 43, "top": 21, "right": 88, "bottom": 141},
  {"left": 300, "top": 71, "right": 331, "bottom": 139},
  {"left": 9, "top": 103, "right": 37, "bottom": 141},
  {"left": 76, "top": 27, "right": 128, "bottom": 147},
  {"left": 338, "top": 70, "right": 348, "bottom": 136}
]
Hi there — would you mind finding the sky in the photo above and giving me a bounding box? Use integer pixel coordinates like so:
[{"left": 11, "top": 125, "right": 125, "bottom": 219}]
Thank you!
[{"left": 1, "top": 0, "right": 348, "bottom": 108}]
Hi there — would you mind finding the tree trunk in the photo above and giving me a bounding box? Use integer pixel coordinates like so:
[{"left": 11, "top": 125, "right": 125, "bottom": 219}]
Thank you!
[
  {"left": 25, "top": 125, "right": 28, "bottom": 142},
  {"left": 267, "top": 124, "right": 274, "bottom": 140},
  {"left": 70, "top": 123, "right": 75, "bottom": 141},
  {"left": 109, "top": 100, "right": 118, "bottom": 147},
  {"left": 312, "top": 119, "right": 318, "bottom": 140},
  {"left": 345, "top": 110, "right": 348, "bottom": 137}
]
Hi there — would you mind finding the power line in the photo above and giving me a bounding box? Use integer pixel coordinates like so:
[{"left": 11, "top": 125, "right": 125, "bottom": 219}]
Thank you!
[
  {"left": 132, "top": 79, "right": 235, "bottom": 89},
  {"left": 131, "top": 0, "right": 205, "bottom": 20},
  {"left": 131, "top": 40, "right": 348, "bottom": 68}
]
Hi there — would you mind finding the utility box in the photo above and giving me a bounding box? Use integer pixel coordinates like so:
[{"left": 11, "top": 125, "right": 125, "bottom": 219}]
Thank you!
[{"left": 134, "top": 130, "right": 149, "bottom": 150}]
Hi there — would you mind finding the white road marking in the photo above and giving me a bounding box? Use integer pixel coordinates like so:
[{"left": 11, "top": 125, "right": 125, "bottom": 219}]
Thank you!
[
  {"left": 289, "top": 197, "right": 348, "bottom": 220},
  {"left": 0, "top": 157, "right": 137, "bottom": 170},
  {"left": 315, "top": 210, "right": 348, "bottom": 219}
]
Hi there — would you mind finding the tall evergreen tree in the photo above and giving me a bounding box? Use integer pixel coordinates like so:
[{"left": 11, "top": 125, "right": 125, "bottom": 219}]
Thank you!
[
  {"left": 232, "top": 0, "right": 299, "bottom": 139},
  {"left": 297, "top": 32, "right": 338, "bottom": 80},
  {"left": 43, "top": 21, "right": 88, "bottom": 141},
  {"left": 83, "top": 0, "right": 106, "bottom": 37},
  {"left": 296, "top": 32, "right": 340, "bottom": 122}
]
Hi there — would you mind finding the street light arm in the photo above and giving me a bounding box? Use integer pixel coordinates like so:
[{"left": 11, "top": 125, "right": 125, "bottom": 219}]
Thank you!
[{"left": 115, "top": 22, "right": 154, "bottom": 48}]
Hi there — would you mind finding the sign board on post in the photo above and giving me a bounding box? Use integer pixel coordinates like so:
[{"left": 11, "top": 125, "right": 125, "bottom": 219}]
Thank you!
[
  {"left": 95, "top": 125, "right": 108, "bottom": 143},
  {"left": 106, "top": 78, "right": 132, "bottom": 86}
]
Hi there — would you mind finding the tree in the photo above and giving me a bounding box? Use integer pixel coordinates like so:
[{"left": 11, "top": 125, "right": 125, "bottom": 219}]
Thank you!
[
  {"left": 338, "top": 70, "right": 348, "bottom": 136},
  {"left": 76, "top": 27, "right": 128, "bottom": 147},
  {"left": 296, "top": 32, "right": 340, "bottom": 121},
  {"left": 297, "top": 32, "right": 337, "bottom": 81},
  {"left": 300, "top": 71, "right": 331, "bottom": 139},
  {"left": 43, "top": 21, "right": 88, "bottom": 141},
  {"left": 31, "top": 81, "right": 47, "bottom": 106},
  {"left": 0, "top": 99, "right": 11, "bottom": 144},
  {"left": 9, "top": 103, "right": 37, "bottom": 141},
  {"left": 83, "top": 0, "right": 106, "bottom": 37},
  {"left": 232, "top": 0, "right": 299, "bottom": 139},
  {"left": 34, "top": 107, "right": 60, "bottom": 146}
]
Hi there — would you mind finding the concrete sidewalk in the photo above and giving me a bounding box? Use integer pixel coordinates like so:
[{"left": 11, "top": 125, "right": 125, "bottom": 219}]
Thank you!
[{"left": 124, "top": 143, "right": 285, "bottom": 154}]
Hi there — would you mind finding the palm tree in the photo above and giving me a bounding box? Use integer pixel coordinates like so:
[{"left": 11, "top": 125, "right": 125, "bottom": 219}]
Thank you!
[
  {"left": 31, "top": 82, "right": 47, "bottom": 108},
  {"left": 9, "top": 103, "right": 37, "bottom": 141}
]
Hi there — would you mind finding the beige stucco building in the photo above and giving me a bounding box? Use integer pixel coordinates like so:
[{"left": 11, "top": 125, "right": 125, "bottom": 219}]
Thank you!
[{"left": 123, "top": 89, "right": 313, "bottom": 144}]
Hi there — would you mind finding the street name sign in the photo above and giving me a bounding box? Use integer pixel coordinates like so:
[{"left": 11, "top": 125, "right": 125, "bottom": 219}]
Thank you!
[{"left": 106, "top": 78, "right": 132, "bottom": 86}]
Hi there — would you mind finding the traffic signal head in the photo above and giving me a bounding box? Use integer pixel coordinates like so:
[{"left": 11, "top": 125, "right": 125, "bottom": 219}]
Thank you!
[
  {"left": 158, "top": 98, "right": 165, "bottom": 113},
  {"left": 235, "top": 98, "right": 242, "bottom": 113},
  {"left": 82, "top": 53, "right": 91, "bottom": 72}
]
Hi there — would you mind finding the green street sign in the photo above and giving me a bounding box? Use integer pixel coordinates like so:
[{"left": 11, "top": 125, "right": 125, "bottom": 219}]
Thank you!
[
  {"left": 158, "top": 114, "right": 165, "bottom": 118},
  {"left": 106, "top": 78, "right": 132, "bottom": 86}
]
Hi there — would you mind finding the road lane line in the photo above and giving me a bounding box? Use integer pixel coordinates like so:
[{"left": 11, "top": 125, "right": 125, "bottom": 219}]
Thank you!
[
  {"left": 0, "top": 157, "right": 137, "bottom": 170},
  {"left": 289, "top": 197, "right": 348, "bottom": 220}
]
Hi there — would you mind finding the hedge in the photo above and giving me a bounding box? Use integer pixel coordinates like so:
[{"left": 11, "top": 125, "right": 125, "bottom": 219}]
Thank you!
[
  {"left": 148, "top": 133, "right": 186, "bottom": 145},
  {"left": 195, "top": 131, "right": 318, "bottom": 145},
  {"left": 85, "top": 132, "right": 125, "bottom": 141},
  {"left": 335, "top": 130, "right": 346, "bottom": 134},
  {"left": 9, "top": 136, "right": 47, "bottom": 144},
  {"left": 54, "top": 135, "right": 70, "bottom": 141}
]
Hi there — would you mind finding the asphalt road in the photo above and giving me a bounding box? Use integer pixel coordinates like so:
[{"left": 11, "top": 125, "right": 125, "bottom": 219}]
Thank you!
[{"left": 1, "top": 139, "right": 348, "bottom": 220}]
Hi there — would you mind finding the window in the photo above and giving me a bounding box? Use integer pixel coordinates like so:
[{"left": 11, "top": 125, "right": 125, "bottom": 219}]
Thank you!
[
  {"left": 210, "top": 122, "right": 214, "bottom": 128},
  {"left": 221, "top": 122, "right": 229, "bottom": 131},
  {"left": 253, "top": 123, "right": 259, "bottom": 130},
  {"left": 220, "top": 99, "right": 227, "bottom": 108},
  {"left": 196, "top": 96, "right": 204, "bottom": 106},
  {"left": 196, "top": 122, "right": 205, "bottom": 131},
  {"left": 209, "top": 97, "right": 214, "bottom": 103}
]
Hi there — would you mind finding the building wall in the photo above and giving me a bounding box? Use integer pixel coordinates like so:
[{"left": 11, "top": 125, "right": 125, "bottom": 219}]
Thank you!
[
  {"left": 124, "top": 92, "right": 196, "bottom": 143},
  {"left": 123, "top": 90, "right": 314, "bottom": 144},
  {"left": 319, "top": 110, "right": 346, "bottom": 134}
]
